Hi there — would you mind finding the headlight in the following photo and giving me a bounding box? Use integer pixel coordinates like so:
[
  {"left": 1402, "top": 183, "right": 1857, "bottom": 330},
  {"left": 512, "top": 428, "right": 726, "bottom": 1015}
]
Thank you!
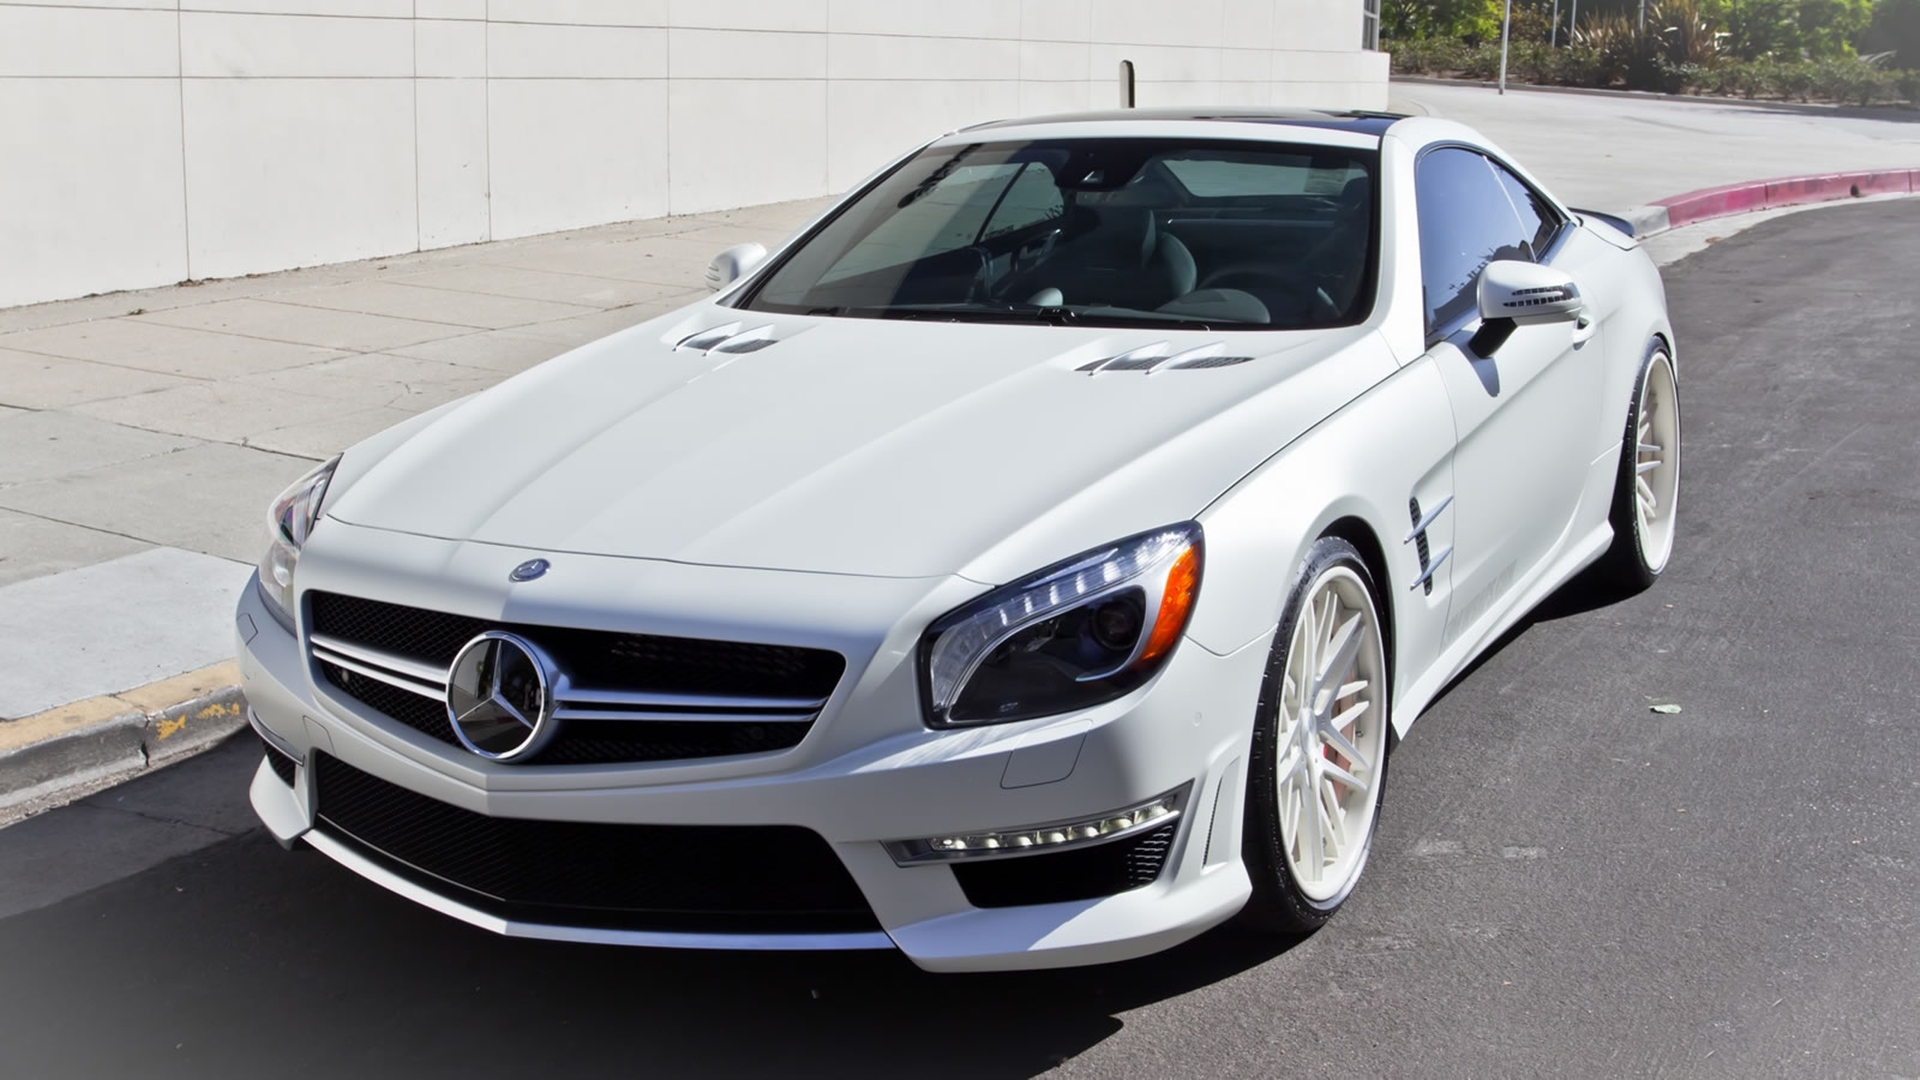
[
  {"left": 255, "top": 455, "right": 340, "bottom": 632},
  {"left": 920, "top": 523, "right": 1202, "bottom": 727}
]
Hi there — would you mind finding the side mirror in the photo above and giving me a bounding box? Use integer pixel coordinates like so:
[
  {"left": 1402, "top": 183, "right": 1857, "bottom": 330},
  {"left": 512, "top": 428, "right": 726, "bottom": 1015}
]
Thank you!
[
  {"left": 1477, "top": 259, "right": 1584, "bottom": 325},
  {"left": 706, "top": 242, "right": 768, "bottom": 292}
]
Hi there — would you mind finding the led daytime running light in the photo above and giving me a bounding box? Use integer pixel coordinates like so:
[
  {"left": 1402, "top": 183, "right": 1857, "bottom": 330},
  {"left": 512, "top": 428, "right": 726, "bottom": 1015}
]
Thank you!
[{"left": 884, "top": 786, "right": 1187, "bottom": 865}]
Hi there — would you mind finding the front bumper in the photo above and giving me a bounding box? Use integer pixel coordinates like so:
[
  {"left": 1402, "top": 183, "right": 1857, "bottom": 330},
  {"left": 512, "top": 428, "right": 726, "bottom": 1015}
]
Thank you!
[{"left": 237, "top": 541, "right": 1267, "bottom": 972}]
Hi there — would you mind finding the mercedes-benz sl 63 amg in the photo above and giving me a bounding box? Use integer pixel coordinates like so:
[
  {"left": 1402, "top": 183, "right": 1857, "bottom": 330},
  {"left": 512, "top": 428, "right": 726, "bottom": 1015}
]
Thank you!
[{"left": 237, "top": 108, "right": 1680, "bottom": 971}]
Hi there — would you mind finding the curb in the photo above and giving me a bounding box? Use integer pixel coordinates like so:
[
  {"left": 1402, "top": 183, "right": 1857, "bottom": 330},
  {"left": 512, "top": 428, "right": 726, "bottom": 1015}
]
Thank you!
[
  {"left": 1632, "top": 169, "right": 1920, "bottom": 233},
  {"left": 0, "top": 666, "right": 248, "bottom": 814}
]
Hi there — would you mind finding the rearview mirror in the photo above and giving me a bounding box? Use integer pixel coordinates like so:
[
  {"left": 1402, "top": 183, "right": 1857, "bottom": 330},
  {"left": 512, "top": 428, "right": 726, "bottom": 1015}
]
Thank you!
[
  {"left": 706, "top": 242, "right": 768, "bottom": 292},
  {"left": 1477, "top": 260, "right": 1584, "bottom": 324}
]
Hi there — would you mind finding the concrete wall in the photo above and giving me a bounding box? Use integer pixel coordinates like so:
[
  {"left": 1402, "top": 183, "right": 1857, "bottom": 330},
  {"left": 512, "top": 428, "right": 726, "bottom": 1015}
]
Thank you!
[{"left": 0, "top": 0, "right": 1389, "bottom": 310}]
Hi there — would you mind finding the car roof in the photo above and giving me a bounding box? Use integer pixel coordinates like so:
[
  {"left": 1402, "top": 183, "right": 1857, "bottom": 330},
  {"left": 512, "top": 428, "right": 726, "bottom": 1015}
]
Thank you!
[{"left": 961, "top": 107, "right": 1407, "bottom": 139}]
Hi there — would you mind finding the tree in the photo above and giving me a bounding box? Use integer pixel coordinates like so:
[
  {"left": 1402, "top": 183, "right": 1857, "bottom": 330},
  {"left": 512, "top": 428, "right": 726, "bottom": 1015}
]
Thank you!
[
  {"left": 1709, "top": 0, "right": 1871, "bottom": 58},
  {"left": 1860, "top": 0, "right": 1920, "bottom": 65},
  {"left": 1385, "top": 0, "right": 1505, "bottom": 42}
]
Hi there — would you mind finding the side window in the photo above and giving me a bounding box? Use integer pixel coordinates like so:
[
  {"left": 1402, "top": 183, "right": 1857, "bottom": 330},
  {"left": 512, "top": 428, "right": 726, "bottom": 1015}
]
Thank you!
[
  {"left": 1488, "top": 161, "right": 1562, "bottom": 259},
  {"left": 1414, "top": 147, "right": 1533, "bottom": 335}
]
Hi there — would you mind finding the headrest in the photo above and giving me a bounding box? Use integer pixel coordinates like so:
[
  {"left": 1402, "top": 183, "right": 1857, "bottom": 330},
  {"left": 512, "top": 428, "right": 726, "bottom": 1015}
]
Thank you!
[
  {"left": 1338, "top": 175, "right": 1371, "bottom": 214},
  {"left": 1089, "top": 206, "right": 1157, "bottom": 265}
]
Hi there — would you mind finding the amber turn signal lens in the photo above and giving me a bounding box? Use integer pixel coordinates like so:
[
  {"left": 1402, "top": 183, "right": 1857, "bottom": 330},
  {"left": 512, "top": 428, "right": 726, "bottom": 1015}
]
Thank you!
[{"left": 1136, "top": 544, "right": 1200, "bottom": 666}]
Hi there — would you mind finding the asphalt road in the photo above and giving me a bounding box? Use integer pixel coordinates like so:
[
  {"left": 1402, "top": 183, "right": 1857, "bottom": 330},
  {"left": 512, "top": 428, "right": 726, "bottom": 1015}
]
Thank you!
[{"left": 3, "top": 201, "right": 1917, "bottom": 1079}]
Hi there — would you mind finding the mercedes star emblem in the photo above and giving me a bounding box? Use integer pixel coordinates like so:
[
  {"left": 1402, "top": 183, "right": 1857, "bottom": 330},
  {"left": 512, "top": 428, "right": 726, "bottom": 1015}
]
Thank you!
[
  {"left": 510, "top": 558, "right": 551, "bottom": 582},
  {"left": 445, "top": 631, "right": 558, "bottom": 761}
]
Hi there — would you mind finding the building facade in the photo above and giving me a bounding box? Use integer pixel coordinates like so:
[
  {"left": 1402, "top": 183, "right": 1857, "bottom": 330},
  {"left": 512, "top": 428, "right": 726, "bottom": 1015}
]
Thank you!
[{"left": 0, "top": 0, "right": 1388, "bottom": 309}]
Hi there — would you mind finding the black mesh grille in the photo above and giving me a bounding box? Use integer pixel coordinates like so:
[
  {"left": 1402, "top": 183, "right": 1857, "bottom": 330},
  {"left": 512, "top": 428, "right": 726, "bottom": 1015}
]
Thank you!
[
  {"left": 320, "top": 661, "right": 456, "bottom": 743},
  {"left": 310, "top": 753, "right": 880, "bottom": 934},
  {"left": 307, "top": 592, "right": 845, "bottom": 765},
  {"left": 951, "top": 822, "right": 1180, "bottom": 909},
  {"left": 258, "top": 733, "right": 297, "bottom": 787}
]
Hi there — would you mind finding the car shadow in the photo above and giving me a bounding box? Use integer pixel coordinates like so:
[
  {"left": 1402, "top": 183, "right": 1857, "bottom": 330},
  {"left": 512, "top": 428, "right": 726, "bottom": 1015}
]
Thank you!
[
  {"left": 1420, "top": 561, "right": 1631, "bottom": 716},
  {"left": 0, "top": 809, "right": 1301, "bottom": 1079}
]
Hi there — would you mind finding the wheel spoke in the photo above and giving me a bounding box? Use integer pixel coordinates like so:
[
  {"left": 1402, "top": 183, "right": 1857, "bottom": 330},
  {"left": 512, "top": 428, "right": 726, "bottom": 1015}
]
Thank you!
[
  {"left": 1635, "top": 459, "right": 1661, "bottom": 475},
  {"left": 1325, "top": 697, "right": 1370, "bottom": 736},
  {"left": 1315, "top": 613, "right": 1364, "bottom": 703},
  {"left": 1278, "top": 745, "right": 1307, "bottom": 785},
  {"left": 1636, "top": 475, "right": 1657, "bottom": 513},
  {"left": 1320, "top": 757, "right": 1368, "bottom": 796},
  {"left": 1299, "top": 763, "right": 1324, "bottom": 876},
  {"left": 1316, "top": 779, "right": 1344, "bottom": 857},
  {"left": 1319, "top": 716, "right": 1370, "bottom": 772}
]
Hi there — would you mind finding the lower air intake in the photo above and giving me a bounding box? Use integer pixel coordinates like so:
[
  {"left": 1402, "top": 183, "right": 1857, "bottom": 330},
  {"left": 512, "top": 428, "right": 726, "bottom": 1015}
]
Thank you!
[
  {"left": 309, "top": 753, "right": 879, "bottom": 934},
  {"left": 259, "top": 733, "right": 297, "bottom": 787}
]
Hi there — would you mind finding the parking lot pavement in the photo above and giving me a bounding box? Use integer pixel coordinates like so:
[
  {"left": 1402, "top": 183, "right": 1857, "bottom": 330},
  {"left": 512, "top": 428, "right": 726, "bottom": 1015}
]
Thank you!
[
  {"left": 1398, "top": 81, "right": 1920, "bottom": 212},
  {"left": 0, "top": 197, "right": 1915, "bottom": 1079}
]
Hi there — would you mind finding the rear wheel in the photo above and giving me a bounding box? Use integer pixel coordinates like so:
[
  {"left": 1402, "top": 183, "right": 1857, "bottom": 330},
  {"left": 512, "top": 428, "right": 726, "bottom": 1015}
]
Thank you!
[
  {"left": 1241, "top": 537, "right": 1390, "bottom": 934},
  {"left": 1598, "top": 343, "right": 1681, "bottom": 591}
]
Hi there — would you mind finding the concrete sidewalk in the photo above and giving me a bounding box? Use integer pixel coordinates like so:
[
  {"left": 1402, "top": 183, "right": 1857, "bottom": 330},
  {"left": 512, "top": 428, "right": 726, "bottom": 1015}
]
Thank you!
[{"left": 3, "top": 81, "right": 1918, "bottom": 815}]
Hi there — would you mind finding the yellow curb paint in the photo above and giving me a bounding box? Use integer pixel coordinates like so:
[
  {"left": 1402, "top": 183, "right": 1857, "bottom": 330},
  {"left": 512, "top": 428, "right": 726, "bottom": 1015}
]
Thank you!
[
  {"left": 114, "top": 661, "right": 242, "bottom": 713},
  {"left": 0, "top": 661, "right": 244, "bottom": 754},
  {"left": 154, "top": 700, "right": 242, "bottom": 742},
  {"left": 0, "top": 697, "right": 142, "bottom": 754}
]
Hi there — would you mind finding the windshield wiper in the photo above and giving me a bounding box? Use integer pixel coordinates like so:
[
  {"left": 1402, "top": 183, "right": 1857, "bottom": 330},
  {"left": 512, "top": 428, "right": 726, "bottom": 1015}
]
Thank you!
[{"left": 795, "top": 302, "right": 1233, "bottom": 331}]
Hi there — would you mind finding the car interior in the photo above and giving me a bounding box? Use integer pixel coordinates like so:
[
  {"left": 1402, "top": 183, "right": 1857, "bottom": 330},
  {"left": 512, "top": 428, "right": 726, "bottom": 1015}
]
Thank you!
[{"left": 744, "top": 140, "right": 1380, "bottom": 330}]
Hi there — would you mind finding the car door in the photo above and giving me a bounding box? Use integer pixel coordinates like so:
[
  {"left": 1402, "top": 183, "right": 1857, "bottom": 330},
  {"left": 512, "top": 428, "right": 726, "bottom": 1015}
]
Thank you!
[{"left": 1414, "top": 147, "right": 1605, "bottom": 642}]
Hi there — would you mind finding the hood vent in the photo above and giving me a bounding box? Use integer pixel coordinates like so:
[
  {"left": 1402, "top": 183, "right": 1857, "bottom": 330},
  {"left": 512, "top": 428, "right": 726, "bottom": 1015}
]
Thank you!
[
  {"left": 674, "top": 322, "right": 783, "bottom": 356},
  {"left": 1077, "top": 343, "right": 1256, "bottom": 375}
]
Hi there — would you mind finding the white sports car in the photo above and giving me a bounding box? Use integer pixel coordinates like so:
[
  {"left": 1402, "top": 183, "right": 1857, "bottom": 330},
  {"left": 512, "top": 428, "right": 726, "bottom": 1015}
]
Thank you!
[{"left": 237, "top": 108, "right": 1680, "bottom": 972}]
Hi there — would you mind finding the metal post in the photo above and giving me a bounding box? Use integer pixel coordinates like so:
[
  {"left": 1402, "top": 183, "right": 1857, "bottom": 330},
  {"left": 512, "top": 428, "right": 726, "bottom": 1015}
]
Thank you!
[
  {"left": 1551, "top": 0, "right": 1560, "bottom": 48},
  {"left": 1638, "top": 0, "right": 1646, "bottom": 31},
  {"left": 1498, "top": 0, "right": 1513, "bottom": 94},
  {"left": 1571, "top": 0, "right": 1579, "bottom": 43}
]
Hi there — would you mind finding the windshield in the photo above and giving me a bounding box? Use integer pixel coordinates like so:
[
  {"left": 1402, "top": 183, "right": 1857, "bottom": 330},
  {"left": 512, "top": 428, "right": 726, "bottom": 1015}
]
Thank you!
[{"left": 736, "top": 137, "right": 1378, "bottom": 330}]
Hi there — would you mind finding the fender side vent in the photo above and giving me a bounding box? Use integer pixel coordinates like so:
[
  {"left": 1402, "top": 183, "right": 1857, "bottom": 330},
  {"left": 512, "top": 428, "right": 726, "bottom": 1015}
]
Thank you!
[{"left": 1409, "top": 498, "right": 1433, "bottom": 596}]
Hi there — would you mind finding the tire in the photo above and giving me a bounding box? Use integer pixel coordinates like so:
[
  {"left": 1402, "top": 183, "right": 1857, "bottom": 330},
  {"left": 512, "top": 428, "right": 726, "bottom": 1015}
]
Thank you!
[
  {"left": 1597, "top": 342, "right": 1681, "bottom": 592},
  {"left": 1240, "top": 537, "right": 1391, "bottom": 934}
]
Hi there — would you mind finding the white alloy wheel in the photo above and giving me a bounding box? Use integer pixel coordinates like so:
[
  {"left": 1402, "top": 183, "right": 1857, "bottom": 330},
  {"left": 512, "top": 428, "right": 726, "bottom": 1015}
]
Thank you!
[
  {"left": 1274, "top": 563, "right": 1389, "bottom": 902},
  {"left": 1632, "top": 352, "right": 1680, "bottom": 574}
]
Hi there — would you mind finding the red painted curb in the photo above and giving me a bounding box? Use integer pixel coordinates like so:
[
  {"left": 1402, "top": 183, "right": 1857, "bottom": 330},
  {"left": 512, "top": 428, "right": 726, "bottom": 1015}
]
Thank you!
[{"left": 1654, "top": 169, "right": 1920, "bottom": 229}]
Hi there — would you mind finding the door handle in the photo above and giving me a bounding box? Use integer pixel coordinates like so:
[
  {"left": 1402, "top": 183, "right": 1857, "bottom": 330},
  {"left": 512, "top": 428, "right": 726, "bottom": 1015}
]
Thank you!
[{"left": 1571, "top": 315, "right": 1598, "bottom": 346}]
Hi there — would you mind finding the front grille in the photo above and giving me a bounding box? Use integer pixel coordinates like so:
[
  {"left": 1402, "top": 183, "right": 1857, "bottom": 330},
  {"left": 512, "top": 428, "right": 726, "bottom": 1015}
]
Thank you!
[
  {"left": 309, "top": 592, "right": 843, "bottom": 699},
  {"left": 320, "top": 661, "right": 457, "bottom": 743},
  {"left": 310, "top": 752, "right": 880, "bottom": 934},
  {"left": 307, "top": 592, "right": 844, "bottom": 766},
  {"left": 951, "top": 822, "right": 1179, "bottom": 909}
]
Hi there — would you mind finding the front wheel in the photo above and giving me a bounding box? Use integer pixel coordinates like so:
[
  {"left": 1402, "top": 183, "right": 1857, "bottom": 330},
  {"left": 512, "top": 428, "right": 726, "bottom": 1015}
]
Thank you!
[
  {"left": 1598, "top": 343, "right": 1681, "bottom": 591},
  {"left": 1240, "top": 537, "right": 1391, "bottom": 934}
]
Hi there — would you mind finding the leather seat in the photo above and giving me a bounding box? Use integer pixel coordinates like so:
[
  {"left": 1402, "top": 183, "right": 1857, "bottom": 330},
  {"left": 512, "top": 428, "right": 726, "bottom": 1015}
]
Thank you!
[{"left": 1011, "top": 206, "right": 1196, "bottom": 311}]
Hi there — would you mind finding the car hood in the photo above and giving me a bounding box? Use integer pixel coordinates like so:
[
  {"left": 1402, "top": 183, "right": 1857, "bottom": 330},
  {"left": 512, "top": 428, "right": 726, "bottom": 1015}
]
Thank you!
[{"left": 324, "top": 309, "right": 1390, "bottom": 581}]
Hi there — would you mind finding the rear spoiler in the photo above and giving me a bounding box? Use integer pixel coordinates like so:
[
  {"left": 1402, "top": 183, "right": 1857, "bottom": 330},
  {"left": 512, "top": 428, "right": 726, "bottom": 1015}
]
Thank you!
[{"left": 1571, "top": 207, "right": 1635, "bottom": 238}]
